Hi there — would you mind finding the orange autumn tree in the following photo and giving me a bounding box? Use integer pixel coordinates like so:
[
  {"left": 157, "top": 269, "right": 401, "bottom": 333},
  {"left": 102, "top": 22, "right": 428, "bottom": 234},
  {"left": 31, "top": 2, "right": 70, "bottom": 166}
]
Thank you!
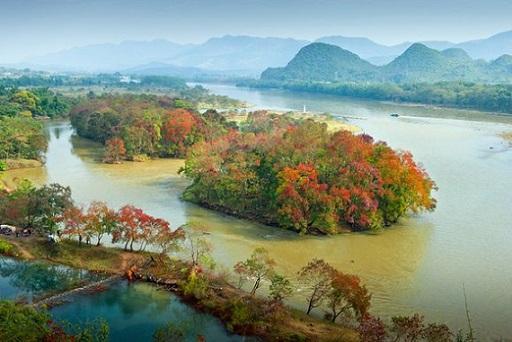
[
  {"left": 103, "top": 137, "right": 126, "bottom": 164},
  {"left": 162, "top": 109, "right": 203, "bottom": 157},
  {"left": 327, "top": 270, "right": 371, "bottom": 323},
  {"left": 276, "top": 163, "right": 338, "bottom": 234},
  {"left": 114, "top": 205, "right": 150, "bottom": 251},
  {"left": 61, "top": 205, "right": 87, "bottom": 245}
]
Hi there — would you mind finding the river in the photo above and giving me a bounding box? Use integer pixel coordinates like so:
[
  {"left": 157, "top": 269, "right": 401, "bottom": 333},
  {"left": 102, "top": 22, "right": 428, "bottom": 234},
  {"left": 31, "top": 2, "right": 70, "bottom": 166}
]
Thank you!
[{"left": 5, "top": 84, "right": 512, "bottom": 339}]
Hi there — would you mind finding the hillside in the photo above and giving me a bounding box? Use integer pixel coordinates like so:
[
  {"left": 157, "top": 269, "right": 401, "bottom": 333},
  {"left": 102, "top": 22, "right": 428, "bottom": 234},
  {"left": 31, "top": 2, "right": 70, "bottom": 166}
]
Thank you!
[
  {"left": 261, "top": 43, "right": 379, "bottom": 82},
  {"left": 262, "top": 42, "right": 512, "bottom": 84}
]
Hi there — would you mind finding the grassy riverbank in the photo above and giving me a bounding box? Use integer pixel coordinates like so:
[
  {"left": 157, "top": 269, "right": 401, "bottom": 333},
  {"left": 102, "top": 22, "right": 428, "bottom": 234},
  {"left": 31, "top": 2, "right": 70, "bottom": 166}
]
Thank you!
[
  {"left": 2, "top": 159, "right": 43, "bottom": 171},
  {"left": 0, "top": 236, "right": 359, "bottom": 341},
  {"left": 225, "top": 110, "right": 360, "bottom": 133}
]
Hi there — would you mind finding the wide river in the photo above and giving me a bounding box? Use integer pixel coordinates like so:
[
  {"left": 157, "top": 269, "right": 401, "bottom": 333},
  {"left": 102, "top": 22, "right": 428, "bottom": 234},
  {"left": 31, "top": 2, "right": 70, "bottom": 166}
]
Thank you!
[{"left": 5, "top": 84, "right": 512, "bottom": 339}]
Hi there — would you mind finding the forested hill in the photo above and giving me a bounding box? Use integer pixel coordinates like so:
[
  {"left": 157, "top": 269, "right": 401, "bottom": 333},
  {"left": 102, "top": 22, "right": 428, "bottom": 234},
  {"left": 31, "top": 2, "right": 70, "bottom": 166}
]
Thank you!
[
  {"left": 261, "top": 42, "right": 512, "bottom": 84},
  {"left": 261, "top": 43, "right": 379, "bottom": 82}
]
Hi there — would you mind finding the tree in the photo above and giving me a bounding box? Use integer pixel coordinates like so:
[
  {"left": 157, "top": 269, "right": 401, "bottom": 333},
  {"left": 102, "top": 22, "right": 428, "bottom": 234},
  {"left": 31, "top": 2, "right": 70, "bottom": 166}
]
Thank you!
[
  {"left": 276, "top": 163, "right": 337, "bottom": 234},
  {"left": 30, "top": 183, "right": 73, "bottom": 235},
  {"left": 138, "top": 215, "right": 174, "bottom": 252},
  {"left": 154, "top": 226, "right": 185, "bottom": 257},
  {"left": 269, "top": 274, "right": 294, "bottom": 303},
  {"left": 61, "top": 205, "right": 87, "bottom": 245},
  {"left": 0, "top": 300, "right": 63, "bottom": 341},
  {"left": 233, "top": 247, "right": 275, "bottom": 296},
  {"left": 358, "top": 315, "right": 388, "bottom": 342},
  {"left": 103, "top": 137, "right": 126, "bottom": 163},
  {"left": 326, "top": 270, "right": 371, "bottom": 323},
  {"left": 391, "top": 314, "right": 426, "bottom": 342},
  {"left": 297, "top": 259, "right": 333, "bottom": 315},
  {"left": 86, "top": 201, "right": 119, "bottom": 246},
  {"left": 162, "top": 109, "right": 201, "bottom": 157},
  {"left": 188, "top": 233, "right": 215, "bottom": 270},
  {"left": 114, "top": 205, "right": 150, "bottom": 251}
]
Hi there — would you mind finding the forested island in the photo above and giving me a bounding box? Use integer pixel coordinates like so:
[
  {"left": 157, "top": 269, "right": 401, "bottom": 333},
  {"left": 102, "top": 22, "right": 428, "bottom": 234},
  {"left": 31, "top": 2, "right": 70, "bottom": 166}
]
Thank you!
[{"left": 69, "top": 94, "right": 435, "bottom": 233}]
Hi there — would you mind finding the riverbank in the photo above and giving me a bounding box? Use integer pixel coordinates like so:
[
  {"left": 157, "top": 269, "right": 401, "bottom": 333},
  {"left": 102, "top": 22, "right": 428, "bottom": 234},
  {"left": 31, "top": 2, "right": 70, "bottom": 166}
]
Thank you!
[
  {"left": 0, "top": 236, "right": 359, "bottom": 341},
  {"left": 237, "top": 80, "right": 512, "bottom": 115},
  {"left": 1, "top": 159, "right": 42, "bottom": 171},
  {"left": 225, "top": 109, "right": 360, "bottom": 133}
]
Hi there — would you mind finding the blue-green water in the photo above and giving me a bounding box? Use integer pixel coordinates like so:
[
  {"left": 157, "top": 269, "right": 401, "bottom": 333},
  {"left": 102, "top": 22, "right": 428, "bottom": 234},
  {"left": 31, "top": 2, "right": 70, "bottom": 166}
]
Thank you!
[
  {"left": 0, "top": 257, "right": 244, "bottom": 341},
  {"left": 50, "top": 281, "right": 244, "bottom": 342},
  {"left": 0, "top": 256, "right": 104, "bottom": 302}
]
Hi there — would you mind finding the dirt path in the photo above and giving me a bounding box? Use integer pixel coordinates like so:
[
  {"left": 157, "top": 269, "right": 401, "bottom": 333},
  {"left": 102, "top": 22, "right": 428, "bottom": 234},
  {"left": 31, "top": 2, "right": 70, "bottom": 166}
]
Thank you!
[{"left": 3, "top": 236, "right": 35, "bottom": 260}]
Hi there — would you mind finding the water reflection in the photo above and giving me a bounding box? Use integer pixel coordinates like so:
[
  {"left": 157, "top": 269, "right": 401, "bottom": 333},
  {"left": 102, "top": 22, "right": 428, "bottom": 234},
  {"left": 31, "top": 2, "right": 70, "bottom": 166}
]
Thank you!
[
  {"left": 0, "top": 257, "right": 104, "bottom": 301},
  {"left": 50, "top": 281, "right": 244, "bottom": 341}
]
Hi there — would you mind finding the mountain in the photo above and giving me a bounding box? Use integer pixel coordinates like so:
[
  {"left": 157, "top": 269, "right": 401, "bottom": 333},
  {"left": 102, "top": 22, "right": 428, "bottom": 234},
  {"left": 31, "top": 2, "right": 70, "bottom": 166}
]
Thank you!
[
  {"left": 315, "top": 36, "right": 408, "bottom": 60},
  {"left": 315, "top": 36, "right": 455, "bottom": 65},
  {"left": 164, "top": 35, "right": 309, "bottom": 73},
  {"left": 455, "top": 30, "right": 512, "bottom": 60},
  {"left": 261, "top": 42, "right": 512, "bottom": 84},
  {"left": 25, "top": 40, "right": 190, "bottom": 72},
  {"left": 23, "top": 35, "right": 308, "bottom": 74},
  {"left": 382, "top": 43, "right": 478, "bottom": 82},
  {"left": 261, "top": 43, "right": 378, "bottom": 82},
  {"left": 489, "top": 54, "right": 512, "bottom": 74},
  {"left": 19, "top": 29, "right": 512, "bottom": 75}
]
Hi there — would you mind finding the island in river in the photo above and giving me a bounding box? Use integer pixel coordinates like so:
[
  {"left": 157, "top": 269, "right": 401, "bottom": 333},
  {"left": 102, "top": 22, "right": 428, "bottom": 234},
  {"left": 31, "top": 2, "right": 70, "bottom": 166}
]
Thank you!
[{"left": 2, "top": 84, "right": 512, "bottom": 339}]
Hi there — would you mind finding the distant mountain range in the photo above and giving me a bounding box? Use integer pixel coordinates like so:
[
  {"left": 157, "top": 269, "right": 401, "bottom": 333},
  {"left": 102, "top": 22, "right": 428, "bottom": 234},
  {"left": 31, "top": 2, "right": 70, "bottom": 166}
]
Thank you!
[
  {"left": 261, "top": 42, "right": 512, "bottom": 83},
  {"left": 16, "top": 30, "right": 512, "bottom": 77}
]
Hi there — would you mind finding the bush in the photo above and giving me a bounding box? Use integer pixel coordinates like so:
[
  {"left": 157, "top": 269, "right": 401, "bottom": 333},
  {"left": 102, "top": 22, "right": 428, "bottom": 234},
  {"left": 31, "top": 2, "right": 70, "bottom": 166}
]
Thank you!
[
  {"left": 0, "top": 239, "right": 16, "bottom": 256},
  {"left": 182, "top": 268, "right": 209, "bottom": 300}
]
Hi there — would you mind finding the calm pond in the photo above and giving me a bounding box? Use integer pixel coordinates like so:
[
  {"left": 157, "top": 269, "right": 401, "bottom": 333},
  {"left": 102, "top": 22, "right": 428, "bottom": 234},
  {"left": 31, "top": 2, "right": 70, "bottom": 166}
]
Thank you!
[
  {"left": 0, "top": 257, "right": 244, "bottom": 341},
  {"left": 5, "top": 84, "right": 512, "bottom": 339}
]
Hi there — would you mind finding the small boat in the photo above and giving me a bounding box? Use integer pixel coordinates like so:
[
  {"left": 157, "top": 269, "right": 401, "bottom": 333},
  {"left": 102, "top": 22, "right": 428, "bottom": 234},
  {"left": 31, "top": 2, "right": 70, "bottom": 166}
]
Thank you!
[{"left": 390, "top": 113, "right": 400, "bottom": 117}]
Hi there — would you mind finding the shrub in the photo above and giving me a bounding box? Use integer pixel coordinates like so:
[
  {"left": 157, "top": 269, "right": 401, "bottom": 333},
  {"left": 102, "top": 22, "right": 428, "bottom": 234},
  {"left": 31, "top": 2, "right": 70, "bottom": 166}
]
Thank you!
[{"left": 0, "top": 239, "right": 16, "bottom": 256}]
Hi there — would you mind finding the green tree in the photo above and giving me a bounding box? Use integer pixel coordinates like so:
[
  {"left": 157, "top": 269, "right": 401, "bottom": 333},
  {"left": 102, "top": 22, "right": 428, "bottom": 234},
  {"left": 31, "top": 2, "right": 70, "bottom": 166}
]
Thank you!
[
  {"left": 297, "top": 259, "right": 333, "bottom": 315},
  {"left": 234, "top": 247, "right": 275, "bottom": 296},
  {"left": 269, "top": 273, "right": 294, "bottom": 303}
]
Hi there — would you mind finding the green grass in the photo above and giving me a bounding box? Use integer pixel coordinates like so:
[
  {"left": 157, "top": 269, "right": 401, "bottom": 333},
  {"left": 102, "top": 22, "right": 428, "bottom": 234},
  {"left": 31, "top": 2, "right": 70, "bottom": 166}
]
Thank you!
[{"left": 0, "top": 238, "right": 17, "bottom": 256}]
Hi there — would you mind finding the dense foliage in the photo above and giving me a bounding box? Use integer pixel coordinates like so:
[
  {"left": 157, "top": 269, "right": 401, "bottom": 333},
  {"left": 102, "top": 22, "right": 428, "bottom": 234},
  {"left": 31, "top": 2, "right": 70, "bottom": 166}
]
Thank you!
[
  {"left": 70, "top": 94, "right": 236, "bottom": 159},
  {"left": 0, "top": 180, "right": 185, "bottom": 252},
  {"left": 240, "top": 79, "right": 512, "bottom": 114},
  {"left": 0, "top": 116, "right": 47, "bottom": 160},
  {"left": 0, "top": 181, "right": 73, "bottom": 234},
  {"left": 261, "top": 42, "right": 512, "bottom": 84},
  {"left": 0, "top": 87, "right": 74, "bottom": 118},
  {"left": 0, "top": 300, "right": 109, "bottom": 342},
  {"left": 182, "top": 112, "right": 436, "bottom": 233},
  {"left": 0, "top": 87, "right": 74, "bottom": 161}
]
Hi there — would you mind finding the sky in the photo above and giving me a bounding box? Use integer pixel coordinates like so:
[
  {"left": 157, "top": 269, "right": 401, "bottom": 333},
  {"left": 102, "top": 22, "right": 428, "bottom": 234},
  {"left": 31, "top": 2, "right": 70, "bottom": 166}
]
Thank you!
[{"left": 1, "top": 0, "right": 512, "bottom": 63}]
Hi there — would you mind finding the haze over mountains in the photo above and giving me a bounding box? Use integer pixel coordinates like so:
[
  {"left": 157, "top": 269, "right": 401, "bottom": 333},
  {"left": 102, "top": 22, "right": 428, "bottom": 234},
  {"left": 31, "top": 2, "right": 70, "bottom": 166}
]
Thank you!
[
  {"left": 17, "top": 30, "right": 512, "bottom": 78},
  {"left": 262, "top": 42, "right": 512, "bottom": 83}
]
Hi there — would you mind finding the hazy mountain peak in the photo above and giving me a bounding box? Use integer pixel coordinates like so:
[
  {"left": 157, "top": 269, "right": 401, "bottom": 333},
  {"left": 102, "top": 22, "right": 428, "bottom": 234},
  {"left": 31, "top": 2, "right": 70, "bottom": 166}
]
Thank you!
[{"left": 441, "top": 48, "right": 471, "bottom": 60}]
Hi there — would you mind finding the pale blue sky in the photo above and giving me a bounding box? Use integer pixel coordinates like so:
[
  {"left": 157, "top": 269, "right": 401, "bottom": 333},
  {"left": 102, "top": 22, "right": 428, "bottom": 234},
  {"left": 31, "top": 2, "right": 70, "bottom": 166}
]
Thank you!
[{"left": 1, "top": 0, "right": 512, "bottom": 63}]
